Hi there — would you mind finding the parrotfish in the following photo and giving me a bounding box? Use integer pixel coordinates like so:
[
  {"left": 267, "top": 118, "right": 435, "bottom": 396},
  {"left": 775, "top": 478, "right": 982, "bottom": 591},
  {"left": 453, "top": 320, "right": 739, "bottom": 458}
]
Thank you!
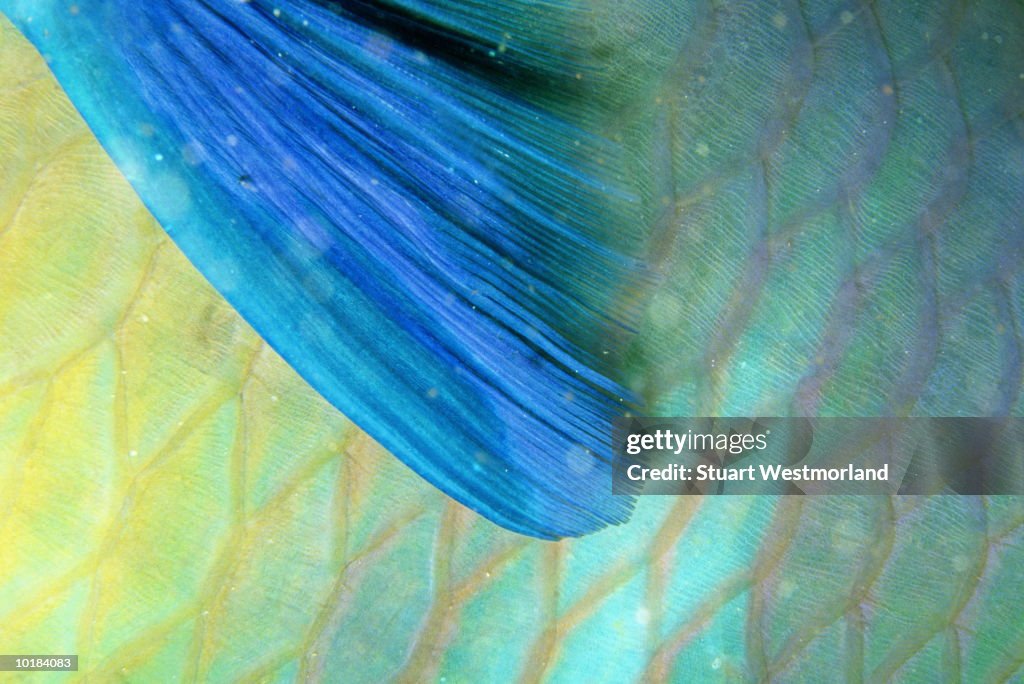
[
  {"left": 5, "top": 0, "right": 1022, "bottom": 538},
  {"left": 1, "top": 0, "right": 1023, "bottom": 680}
]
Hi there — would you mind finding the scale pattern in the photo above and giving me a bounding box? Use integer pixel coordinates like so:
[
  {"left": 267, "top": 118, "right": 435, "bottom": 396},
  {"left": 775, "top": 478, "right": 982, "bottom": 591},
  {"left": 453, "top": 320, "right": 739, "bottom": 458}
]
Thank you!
[{"left": 1, "top": 0, "right": 1023, "bottom": 680}]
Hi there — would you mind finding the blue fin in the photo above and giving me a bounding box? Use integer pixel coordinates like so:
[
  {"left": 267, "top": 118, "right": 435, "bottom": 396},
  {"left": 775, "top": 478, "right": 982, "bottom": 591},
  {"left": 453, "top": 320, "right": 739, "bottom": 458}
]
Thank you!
[{"left": 5, "top": 0, "right": 646, "bottom": 538}]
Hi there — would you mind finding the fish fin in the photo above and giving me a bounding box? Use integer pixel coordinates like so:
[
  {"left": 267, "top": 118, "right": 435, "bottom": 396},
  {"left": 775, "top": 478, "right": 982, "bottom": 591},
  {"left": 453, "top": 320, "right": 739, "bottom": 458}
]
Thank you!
[{"left": 7, "top": 0, "right": 648, "bottom": 538}]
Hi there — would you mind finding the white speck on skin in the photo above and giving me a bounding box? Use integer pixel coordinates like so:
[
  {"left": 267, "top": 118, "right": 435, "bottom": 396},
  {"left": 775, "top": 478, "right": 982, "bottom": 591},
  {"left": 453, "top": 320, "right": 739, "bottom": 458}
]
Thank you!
[{"left": 840, "top": 10, "right": 854, "bottom": 24}]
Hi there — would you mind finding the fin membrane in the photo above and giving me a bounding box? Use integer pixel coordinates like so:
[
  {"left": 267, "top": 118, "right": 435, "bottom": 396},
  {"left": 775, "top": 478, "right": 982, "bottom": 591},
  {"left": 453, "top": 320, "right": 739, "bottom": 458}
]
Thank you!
[{"left": 4, "top": 0, "right": 647, "bottom": 538}]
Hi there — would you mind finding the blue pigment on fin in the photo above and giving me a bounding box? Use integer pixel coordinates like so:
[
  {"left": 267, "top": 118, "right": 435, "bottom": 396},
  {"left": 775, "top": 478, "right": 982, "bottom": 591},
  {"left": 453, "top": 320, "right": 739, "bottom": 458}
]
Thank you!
[{"left": 3, "top": 0, "right": 648, "bottom": 538}]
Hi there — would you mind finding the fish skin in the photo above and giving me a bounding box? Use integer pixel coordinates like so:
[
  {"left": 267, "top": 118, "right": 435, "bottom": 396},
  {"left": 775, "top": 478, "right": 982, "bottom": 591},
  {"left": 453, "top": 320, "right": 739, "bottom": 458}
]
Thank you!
[
  {"left": 607, "top": 0, "right": 1024, "bottom": 420},
  {"left": 1, "top": 1, "right": 1024, "bottom": 682}
]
